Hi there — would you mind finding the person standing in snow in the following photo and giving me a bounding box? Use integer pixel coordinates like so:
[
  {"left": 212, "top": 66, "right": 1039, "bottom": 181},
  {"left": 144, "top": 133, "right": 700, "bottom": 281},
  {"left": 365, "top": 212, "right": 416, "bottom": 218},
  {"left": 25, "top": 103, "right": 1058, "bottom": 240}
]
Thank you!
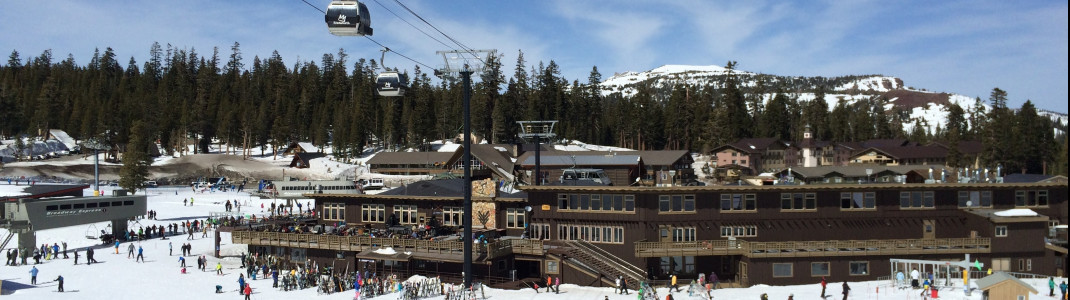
[
  {"left": 169, "top": 241, "right": 173, "bottom": 256},
  {"left": 136, "top": 245, "right": 145, "bottom": 262},
  {"left": 238, "top": 274, "right": 246, "bottom": 295},
  {"left": 114, "top": 240, "right": 120, "bottom": 254},
  {"left": 841, "top": 281, "right": 850, "bottom": 300},
  {"left": 29, "top": 266, "right": 39, "bottom": 285},
  {"left": 54, "top": 275, "right": 64, "bottom": 292},
  {"left": 87, "top": 248, "right": 96, "bottom": 264},
  {"left": 73, "top": 250, "right": 79, "bottom": 265},
  {"left": 127, "top": 243, "right": 135, "bottom": 258},
  {"left": 243, "top": 283, "right": 252, "bottom": 300},
  {"left": 217, "top": 261, "right": 224, "bottom": 275},
  {"left": 61, "top": 241, "right": 68, "bottom": 259},
  {"left": 820, "top": 276, "right": 828, "bottom": 298}
]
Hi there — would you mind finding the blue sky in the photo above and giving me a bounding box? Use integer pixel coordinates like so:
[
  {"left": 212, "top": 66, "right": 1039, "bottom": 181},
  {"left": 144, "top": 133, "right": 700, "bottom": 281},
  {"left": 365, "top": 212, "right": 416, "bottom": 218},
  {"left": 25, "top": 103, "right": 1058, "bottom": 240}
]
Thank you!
[{"left": 1, "top": 0, "right": 1066, "bottom": 112}]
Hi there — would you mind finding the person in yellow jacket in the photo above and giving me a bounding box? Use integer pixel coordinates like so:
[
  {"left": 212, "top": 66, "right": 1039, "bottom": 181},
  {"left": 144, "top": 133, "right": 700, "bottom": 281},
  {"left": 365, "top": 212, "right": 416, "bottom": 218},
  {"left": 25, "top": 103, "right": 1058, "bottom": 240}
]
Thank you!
[
  {"left": 216, "top": 262, "right": 223, "bottom": 275},
  {"left": 671, "top": 274, "right": 679, "bottom": 292},
  {"left": 986, "top": 267, "right": 992, "bottom": 275}
]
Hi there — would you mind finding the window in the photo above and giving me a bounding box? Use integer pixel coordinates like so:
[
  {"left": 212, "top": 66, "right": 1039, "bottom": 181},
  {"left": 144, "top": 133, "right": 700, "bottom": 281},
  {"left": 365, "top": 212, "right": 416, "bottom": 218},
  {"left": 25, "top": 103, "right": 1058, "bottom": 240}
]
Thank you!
[
  {"left": 361, "top": 204, "right": 386, "bottom": 223},
  {"left": 546, "top": 260, "right": 559, "bottom": 274},
  {"left": 958, "top": 191, "right": 993, "bottom": 208},
  {"left": 322, "top": 203, "right": 345, "bottom": 221},
  {"left": 811, "top": 262, "right": 830, "bottom": 277},
  {"left": 721, "top": 194, "right": 757, "bottom": 211},
  {"left": 46, "top": 205, "right": 58, "bottom": 211},
  {"left": 59, "top": 204, "right": 72, "bottom": 210},
  {"left": 849, "top": 262, "right": 869, "bottom": 276},
  {"left": 899, "top": 191, "right": 935, "bottom": 209},
  {"left": 659, "top": 256, "right": 696, "bottom": 275},
  {"left": 442, "top": 206, "right": 462, "bottom": 226},
  {"left": 720, "top": 225, "right": 757, "bottom": 238},
  {"left": 559, "top": 193, "right": 635, "bottom": 212},
  {"left": 73, "top": 203, "right": 85, "bottom": 209},
  {"left": 559, "top": 224, "right": 624, "bottom": 244},
  {"left": 1015, "top": 190, "right": 1049, "bottom": 207},
  {"left": 781, "top": 193, "right": 816, "bottom": 210},
  {"left": 773, "top": 263, "right": 793, "bottom": 278},
  {"left": 841, "top": 192, "right": 876, "bottom": 210},
  {"left": 505, "top": 208, "right": 526, "bottom": 229},
  {"left": 660, "top": 195, "right": 696, "bottom": 213},
  {"left": 995, "top": 226, "right": 1008, "bottom": 237},
  {"left": 530, "top": 223, "right": 550, "bottom": 240},
  {"left": 673, "top": 227, "right": 696, "bottom": 242},
  {"left": 393, "top": 205, "right": 417, "bottom": 224}
]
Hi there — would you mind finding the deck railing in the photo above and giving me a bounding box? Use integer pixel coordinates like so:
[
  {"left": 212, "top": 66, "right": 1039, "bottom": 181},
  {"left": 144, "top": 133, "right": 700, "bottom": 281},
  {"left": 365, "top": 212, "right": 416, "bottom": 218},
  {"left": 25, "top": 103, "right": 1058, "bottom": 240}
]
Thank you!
[
  {"left": 232, "top": 231, "right": 544, "bottom": 259},
  {"left": 635, "top": 238, "right": 991, "bottom": 258}
]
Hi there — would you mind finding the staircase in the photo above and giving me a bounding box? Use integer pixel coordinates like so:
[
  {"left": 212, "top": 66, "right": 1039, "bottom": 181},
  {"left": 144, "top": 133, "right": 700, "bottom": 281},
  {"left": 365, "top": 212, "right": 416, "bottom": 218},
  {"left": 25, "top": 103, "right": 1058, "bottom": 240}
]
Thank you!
[
  {"left": 564, "top": 240, "right": 648, "bottom": 286},
  {"left": 1, "top": 232, "right": 14, "bottom": 250}
]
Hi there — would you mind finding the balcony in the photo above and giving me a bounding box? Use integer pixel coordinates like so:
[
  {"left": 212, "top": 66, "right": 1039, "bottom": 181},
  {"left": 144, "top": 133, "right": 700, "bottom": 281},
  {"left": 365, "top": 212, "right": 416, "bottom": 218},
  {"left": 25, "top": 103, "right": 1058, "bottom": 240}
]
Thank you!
[
  {"left": 635, "top": 238, "right": 991, "bottom": 258},
  {"left": 231, "top": 231, "right": 543, "bottom": 261}
]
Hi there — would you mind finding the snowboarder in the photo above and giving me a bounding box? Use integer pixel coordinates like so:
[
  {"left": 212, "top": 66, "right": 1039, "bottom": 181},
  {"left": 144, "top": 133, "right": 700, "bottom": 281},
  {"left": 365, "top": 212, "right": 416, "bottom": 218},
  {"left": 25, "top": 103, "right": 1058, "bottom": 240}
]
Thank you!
[
  {"left": 54, "top": 275, "right": 64, "bottom": 292},
  {"left": 29, "top": 266, "right": 39, "bottom": 285}
]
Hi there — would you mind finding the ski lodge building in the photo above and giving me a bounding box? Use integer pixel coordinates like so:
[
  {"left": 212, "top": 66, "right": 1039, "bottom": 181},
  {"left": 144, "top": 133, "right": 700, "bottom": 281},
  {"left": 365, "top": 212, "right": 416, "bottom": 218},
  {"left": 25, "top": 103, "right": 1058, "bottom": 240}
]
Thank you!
[{"left": 231, "top": 178, "right": 1067, "bottom": 287}]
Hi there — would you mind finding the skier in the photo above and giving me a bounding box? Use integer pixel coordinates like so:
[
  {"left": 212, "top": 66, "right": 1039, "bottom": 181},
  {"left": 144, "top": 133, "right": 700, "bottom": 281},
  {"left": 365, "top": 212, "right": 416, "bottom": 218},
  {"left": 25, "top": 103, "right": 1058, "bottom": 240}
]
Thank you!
[
  {"left": 29, "top": 266, "right": 39, "bottom": 285},
  {"left": 671, "top": 274, "right": 679, "bottom": 292},
  {"left": 73, "top": 250, "right": 79, "bottom": 265},
  {"left": 169, "top": 241, "right": 173, "bottom": 256},
  {"left": 54, "top": 275, "right": 64, "bottom": 292},
  {"left": 87, "top": 248, "right": 96, "bottom": 264},
  {"left": 238, "top": 274, "right": 246, "bottom": 295},
  {"left": 217, "top": 261, "right": 224, "bottom": 275},
  {"left": 62, "top": 241, "right": 68, "bottom": 259},
  {"left": 136, "top": 245, "right": 145, "bottom": 262},
  {"left": 243, "top": 283, "right": 252, "bottom": 300},
  {"left": 127, "top": 243, "right": 135, "bottom": 258},
  {"left": 114, "top": 240, "right": 120, "bottom": 254}
]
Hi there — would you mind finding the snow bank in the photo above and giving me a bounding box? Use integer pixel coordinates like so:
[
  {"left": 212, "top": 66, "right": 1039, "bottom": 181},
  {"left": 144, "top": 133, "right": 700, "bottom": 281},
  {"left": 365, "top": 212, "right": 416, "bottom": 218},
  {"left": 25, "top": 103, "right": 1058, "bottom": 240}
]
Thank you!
[{"left": 994, "top": 208, "right": 1038, "bottom": 217}]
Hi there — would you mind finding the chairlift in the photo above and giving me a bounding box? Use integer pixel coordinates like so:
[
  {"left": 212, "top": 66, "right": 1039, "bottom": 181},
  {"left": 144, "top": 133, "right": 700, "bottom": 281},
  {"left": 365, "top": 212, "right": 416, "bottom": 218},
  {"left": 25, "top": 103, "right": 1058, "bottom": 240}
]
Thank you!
[
  {"left": 85, "top": 224, "right": 98, "bottom": 239},
  {"left": 376, "top": 48, "right": 408, "bottom": 97},
  {"left": 325, "top": 1, "right": 373, "bottom": 36}
]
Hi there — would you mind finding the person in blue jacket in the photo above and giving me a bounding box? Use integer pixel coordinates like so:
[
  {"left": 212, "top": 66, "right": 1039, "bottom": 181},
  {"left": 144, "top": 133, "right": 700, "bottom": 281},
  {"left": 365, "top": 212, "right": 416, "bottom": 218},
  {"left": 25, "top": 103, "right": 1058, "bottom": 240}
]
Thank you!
[
  {"left": 29, "top": 266, "right": 39, "bottom": 284},
  {"left": 272, "top": 269, "right": 279, "bottom": 288},
  {"left": 238, "top": 274, "right": 246, "bottom": 295}
]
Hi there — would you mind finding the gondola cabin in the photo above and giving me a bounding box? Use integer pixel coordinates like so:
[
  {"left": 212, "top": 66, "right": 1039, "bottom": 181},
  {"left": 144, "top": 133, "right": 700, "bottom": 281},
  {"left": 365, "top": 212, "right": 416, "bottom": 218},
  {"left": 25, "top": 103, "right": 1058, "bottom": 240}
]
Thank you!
[
  {"left": 376, "top": 71, "right": 408, "bottom": 97},
  {"left": 325, "top": 1, "right": 373, "bottom": 36}
]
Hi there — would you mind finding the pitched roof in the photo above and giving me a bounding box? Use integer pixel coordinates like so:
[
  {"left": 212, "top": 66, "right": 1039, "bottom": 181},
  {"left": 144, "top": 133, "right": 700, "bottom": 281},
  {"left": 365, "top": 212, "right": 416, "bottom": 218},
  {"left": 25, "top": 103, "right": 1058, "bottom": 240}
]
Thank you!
[
  {"left": 469, "top": 144, "right": 515, "bottom": 177},
  {"left": 1002, "top": 173, "right": 1054, "bottom": 183},
  {"left": 367, "top": 151, "right": 459, "bottom": 165},
  {"left": 630, "top": 150, "right": 690, "bottom": 166},
  {"left": 928, "top": 140, "right": 984, "bottom": 155},
  {"left": 378, "top": 178, "right": 526, "bottom": 198},
  {"left": 518, "top": 153, "right": 641, "bottom": 167},
  {"left": 974, "top": 272, "right": 1038, "bottom": 293},
  {"left": 852, "top": 145, "right": 949, "bottom": 160}
]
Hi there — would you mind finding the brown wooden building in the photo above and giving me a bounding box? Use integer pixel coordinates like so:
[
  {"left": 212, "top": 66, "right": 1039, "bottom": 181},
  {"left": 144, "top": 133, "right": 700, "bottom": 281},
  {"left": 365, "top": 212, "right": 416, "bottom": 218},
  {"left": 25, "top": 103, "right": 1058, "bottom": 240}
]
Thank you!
[{"left": 232, "top": 180, "right": 1067, "bottom": 287}]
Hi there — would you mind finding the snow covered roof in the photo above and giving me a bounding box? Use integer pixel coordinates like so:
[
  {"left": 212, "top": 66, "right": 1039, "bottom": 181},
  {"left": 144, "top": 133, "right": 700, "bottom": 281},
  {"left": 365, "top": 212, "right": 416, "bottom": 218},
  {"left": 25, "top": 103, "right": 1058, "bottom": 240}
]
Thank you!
[
  {"left": 993, "top": 209, "right": 1038, "bottom": 217},
  {"left": 48, "top": 129, "right": 78, "bottom": 151}
]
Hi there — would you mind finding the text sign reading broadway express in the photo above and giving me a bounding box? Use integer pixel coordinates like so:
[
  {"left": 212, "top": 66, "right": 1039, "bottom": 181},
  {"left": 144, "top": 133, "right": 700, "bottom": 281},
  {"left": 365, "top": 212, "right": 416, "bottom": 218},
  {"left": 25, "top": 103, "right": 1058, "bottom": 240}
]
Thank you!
[{"left": 46, "top": 208, "right": 105, "bottom": 217}]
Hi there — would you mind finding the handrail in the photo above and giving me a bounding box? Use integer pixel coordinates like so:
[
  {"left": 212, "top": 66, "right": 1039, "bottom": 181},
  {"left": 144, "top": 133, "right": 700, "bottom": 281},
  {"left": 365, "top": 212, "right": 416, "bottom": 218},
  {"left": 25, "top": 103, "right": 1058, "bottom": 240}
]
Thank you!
[
  {"left": 635, "top": 238, "right": 991, "bottom": 258},
  {"left": 572, "top": 239, "right": 647, "bottom": 280},
  {"left": 232, "top": 231, "right": 549, "bottom": 259}
]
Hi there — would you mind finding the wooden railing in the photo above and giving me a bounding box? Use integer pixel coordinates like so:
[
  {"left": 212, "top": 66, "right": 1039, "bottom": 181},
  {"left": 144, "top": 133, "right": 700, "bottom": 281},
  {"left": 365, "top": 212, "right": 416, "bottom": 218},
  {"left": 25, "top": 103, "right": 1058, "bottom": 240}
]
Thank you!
[
  {"left": 232, "top": 231, "right": 544, "bottom": 259},
  {"left": 635, "top": 238, "right": 991, "bottom": 258}
]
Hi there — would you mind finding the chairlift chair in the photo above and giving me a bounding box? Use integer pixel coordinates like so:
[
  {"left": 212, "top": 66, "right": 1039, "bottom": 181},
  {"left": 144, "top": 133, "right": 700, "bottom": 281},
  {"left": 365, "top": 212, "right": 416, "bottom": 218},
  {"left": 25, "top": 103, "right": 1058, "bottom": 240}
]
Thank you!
[
  {"left": 85, "top": 224, "right": 99, "bottom": 239},
  {"left": 325, "top": 1, "right": 373, "bottom": 36}
]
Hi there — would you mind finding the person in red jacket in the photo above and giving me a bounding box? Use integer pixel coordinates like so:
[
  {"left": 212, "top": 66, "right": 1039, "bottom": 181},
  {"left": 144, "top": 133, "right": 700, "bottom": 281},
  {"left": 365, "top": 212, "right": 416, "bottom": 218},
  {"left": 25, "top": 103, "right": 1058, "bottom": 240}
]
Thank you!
[
  {"left": 821, "top": 277, "right": 828, "bottom": 298},
  {"left": 243, "top": 283, "right": 252, "bottom": 300}
]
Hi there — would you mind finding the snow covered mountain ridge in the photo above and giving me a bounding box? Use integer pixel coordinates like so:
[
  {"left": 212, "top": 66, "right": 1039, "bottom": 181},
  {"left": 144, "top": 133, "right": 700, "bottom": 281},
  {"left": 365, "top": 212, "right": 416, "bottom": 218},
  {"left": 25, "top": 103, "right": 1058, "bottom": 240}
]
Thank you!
[{"left": 599, "top": 64, "right": 1067, "bottom": 134}]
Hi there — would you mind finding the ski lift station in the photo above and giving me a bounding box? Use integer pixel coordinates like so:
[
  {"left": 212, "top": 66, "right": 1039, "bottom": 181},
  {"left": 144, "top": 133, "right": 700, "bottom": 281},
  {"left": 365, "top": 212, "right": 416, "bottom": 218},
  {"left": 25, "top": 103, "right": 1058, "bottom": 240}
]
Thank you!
[{"left": 1, "top": 184, "right": 146, "bottom": 253}]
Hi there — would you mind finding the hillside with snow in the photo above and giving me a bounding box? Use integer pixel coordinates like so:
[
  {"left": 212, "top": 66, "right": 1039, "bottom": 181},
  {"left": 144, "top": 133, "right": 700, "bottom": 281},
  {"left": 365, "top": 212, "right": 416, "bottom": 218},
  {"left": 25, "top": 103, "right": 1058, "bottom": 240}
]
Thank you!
[{"left": 600, "top": 65, "right": 1068, "bottom": 135}]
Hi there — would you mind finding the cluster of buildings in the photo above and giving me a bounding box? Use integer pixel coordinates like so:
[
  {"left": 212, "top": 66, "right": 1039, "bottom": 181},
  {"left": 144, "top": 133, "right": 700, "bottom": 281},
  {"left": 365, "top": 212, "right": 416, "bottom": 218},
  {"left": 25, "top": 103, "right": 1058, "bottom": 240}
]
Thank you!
[{"left": 233, "top": 134, "right": 1067, "bottom": 289}]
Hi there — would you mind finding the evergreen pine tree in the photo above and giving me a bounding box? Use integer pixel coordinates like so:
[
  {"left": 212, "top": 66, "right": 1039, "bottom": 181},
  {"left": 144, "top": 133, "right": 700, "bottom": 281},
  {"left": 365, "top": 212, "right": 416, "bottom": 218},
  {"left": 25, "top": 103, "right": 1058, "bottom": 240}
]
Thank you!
[{"left": 119, "top": 121, "right": 152, "bottom": 194}]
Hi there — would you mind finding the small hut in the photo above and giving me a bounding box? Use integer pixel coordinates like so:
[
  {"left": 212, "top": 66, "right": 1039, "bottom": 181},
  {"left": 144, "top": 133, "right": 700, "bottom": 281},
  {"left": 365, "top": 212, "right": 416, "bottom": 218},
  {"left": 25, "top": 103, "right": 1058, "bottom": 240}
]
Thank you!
[{"left": 975, "top": 272, "right": 1038, "bottom": 300}]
